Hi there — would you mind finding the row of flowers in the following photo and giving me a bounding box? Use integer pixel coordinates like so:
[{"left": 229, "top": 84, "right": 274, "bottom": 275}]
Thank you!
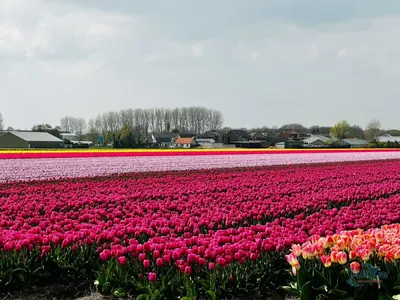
[
  {"left": 0, "top": 148, "right": 398, "bottom": 159},
  {"left": 1, "top": 190, "right": 399, "bottom": 296},
  {"left": 2, "top": 151, "right": 400, "bottom": 182},
  {"left": 1, "top": 161, "right": 399, "bottom": 241}
]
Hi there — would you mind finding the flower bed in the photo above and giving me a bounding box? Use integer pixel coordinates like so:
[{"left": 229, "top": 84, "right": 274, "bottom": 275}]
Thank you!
[
  {"left": 1, "top": 148, "right": 399, "bottom": 159},
  {"left": 283, "top": 223, "right": 400, "bottom": 299},
  {"left": 1, "top": 157, "right": 400, "bottom": 298},
  {"left": 2, "top": 151, "right": 400, "bottom": 182}
]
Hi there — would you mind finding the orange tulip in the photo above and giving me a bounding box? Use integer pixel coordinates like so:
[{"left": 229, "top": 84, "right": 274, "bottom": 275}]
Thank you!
[
  {"left": 330, "top": 250, "right": 338, "bottom": 263},
  {"left": 337, "top": 251, "right": 347, "bottom": 265},
  {"left": 321, "top": 255, "right": 332, "bottom": 268}
]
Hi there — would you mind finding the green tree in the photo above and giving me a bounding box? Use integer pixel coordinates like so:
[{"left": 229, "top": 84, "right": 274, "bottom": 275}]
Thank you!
[
  {"left": 32, "top": 124, "right": 52, "bottom": 131},
  {"left": 349, "top": 125, "right": 364, "bottom": 139},
  {"left": 330, "top": 120, "right": 351, "bottom": 139}
]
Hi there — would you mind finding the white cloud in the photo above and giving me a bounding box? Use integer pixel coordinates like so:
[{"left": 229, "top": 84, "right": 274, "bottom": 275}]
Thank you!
[
  {"left": 1, "top": 1, "right": 400, "bottom": 129},
  {"left": 191, "top": 42, "right": 204, "bottom": 57}
]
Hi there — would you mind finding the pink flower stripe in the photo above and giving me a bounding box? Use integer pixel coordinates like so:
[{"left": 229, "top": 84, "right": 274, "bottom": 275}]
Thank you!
[
  {"left": 1, "top": 160, "right": 400, "bottom": 271},
  {"left": 0, "top": 148, "right": 399, "bottom": 159},
  {"left": 2, "top": 151, "right": 400, "bottom": 182}
]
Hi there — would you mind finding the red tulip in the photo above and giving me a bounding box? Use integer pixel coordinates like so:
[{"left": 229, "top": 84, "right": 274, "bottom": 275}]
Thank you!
[{"left": 350, "top": 262, "right": 361, "bottom": 274}]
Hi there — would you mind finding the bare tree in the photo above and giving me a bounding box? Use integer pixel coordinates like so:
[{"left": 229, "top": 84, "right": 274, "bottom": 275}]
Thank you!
[
  {"left": 364, "top": 119, "right": 381, "bottom": 141},
  {"left": 60, "top": 116, "right": 73, "bottom": 133},
  {"left": 0, "top": 111, "right": 4, "bottom": 131},
  {"left": 75, "top": 118, "right": 87, "bottom": 140},
  {"left": 280, "top": 123, "right": 308, "bottom": 135},
  {"left": 87, "top": 118, "right": 99, "bottom": 143},
  {"left": 209, "top": 110, "right": 224, "bottom": 131},
  {"left": 104, "top": 111, "right": 121, "bottom": 142},
  {"left": 62, "top": 106, "right": 224, "bottom": 146}
]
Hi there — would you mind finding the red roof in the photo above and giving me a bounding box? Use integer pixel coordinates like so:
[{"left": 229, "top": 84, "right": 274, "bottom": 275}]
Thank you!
[{"left": 175, "top": 137, "right": 194, "bottom": 144}]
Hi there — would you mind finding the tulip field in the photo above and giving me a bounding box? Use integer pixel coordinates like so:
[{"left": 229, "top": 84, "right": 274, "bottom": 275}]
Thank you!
[{"left": 2, "top": 149, "right": 400, "bottom": 299}]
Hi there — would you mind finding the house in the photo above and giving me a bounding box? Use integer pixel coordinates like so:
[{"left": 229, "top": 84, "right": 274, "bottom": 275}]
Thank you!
[
  {"left": 179, "top": 133, "right": 196, "bottom": 138},
  {"left": 249, "top": 131, "right": 268, "bottom": 141},
  {"left": 377, "top": 134, "right": 400, "bottom": 143},
  {"left": 146, "top": 133, "right": 178, "bottom": 148},
  {"left": 332, "top": 139, "right": 369, "bottom": 148},
  {"left": 279, "top": 131, "right": 300, "bottom": 140},
  {"left": 303, "top": 135, "right": 330, "bottom": 147},
  {"left": 0, "top": 131, "right": 65, "bottom": 149},
  {"left": 175, "top": 137, "right": 196, "bottom": 148},
  {"left": 202, "top": 130, "right": 222, "bottom": 142},
  {"left": 223, "top": 129, "right": 250, "bottom": 144}
]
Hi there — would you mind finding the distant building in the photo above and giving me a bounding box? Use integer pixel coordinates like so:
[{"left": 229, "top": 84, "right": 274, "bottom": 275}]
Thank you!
[
  {"left": 201, "top": 130, "right": 222, "bottom": 143},
  {"left": 179, "top": 133, "right": 196, "bottom": 138},
  {"left": 279, "top": 131, "right": 300, "bottom": 140},
  {"left": 196, "top": 138, "right": 224, "bottom": 149},
  {"left": 275, "top": 142, "right": 285, "bottom": 149},
  {"left": 146, "top": 133, "right": 178, "bottom": 148},
  {"left": 303, "top": 135, "right": 330, "bottom": 147},
  {"left": 249, "top": 131, "right": 268, "bottom": 141},
  {"left": 223, "top": 129, "right": 250, "bottom": 143},
  {"left": 377, "top": 134, "right": 400, "bottom": 143},
  {"left": 332, "top": 139, "right": 369, "bottom": 148},
  {"left": 0, "top": 131, "right": 64, "bottom": 149},
  {"left": 175, "top": 137, "right": 196, "bottom": 148},
  {"left": 274, "top": 140, "right": 305, "bottom": 149},
  {"left": 60, "top": 132, "right": 78, "bottom": 141}
]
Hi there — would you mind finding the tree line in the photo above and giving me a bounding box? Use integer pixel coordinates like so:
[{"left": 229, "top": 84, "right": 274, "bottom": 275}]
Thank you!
[
  {"left": 247, "top": 119, "right": 397, "bottom": 141},
  {"left": 1, "top": 107, "right": 398, "bottom": 145},
  {"left": 59, "top": 107, "right": 224, "bottom": 145}
]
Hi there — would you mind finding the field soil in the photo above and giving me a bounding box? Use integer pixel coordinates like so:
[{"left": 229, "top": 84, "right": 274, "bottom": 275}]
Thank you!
[{"left": 0, "top": 282, "right": 103, "bottom": 300}]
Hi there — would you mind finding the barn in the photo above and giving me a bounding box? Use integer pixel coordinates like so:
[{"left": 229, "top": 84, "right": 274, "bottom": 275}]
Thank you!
[{"left": 0, "top": 131, "right": 65, "bottom": 149}]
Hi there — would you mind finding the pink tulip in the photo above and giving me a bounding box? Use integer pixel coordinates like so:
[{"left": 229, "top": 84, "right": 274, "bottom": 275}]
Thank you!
[
  {"left": 148, "top": 272, "right": 157, "bottom": 282},
  {"left": 118, "top": 256, "right": 127, "bottom": 266},
  {"left": 143, "top": 259, "right": 151, "bottom": 269}
]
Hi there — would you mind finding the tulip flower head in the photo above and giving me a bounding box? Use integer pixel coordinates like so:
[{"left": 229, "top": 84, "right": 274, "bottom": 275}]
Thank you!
[
  {"left": 320, "top": 255, "right": 332, "bottom": 268},
  {"left": 350, "top": 262, "right": 361, "bottom": 274},
  {"left": 336, "top": 251, "right": 347, "bottom": 265},
  {"left": 148, "top": 272, "right": 157, "bottom": 282}
]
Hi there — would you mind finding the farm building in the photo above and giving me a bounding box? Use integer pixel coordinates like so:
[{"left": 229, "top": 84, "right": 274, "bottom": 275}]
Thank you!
[
  {"left": 332, "top": 139, "right": 369, "bottom": 148},
  {"left": 0, "top": 131, "right": 65, "bottom": 149},
  {"left": 275, "top": 140, "right": 304, "bottom": 149},
  {"left": 60, "top": 132, "right": 78, "bottom": 141},
  {"left": 303, "top": 135, "right": 330, "bottom": 147},
  {"left": 175, "top": 137, "right": 196, "bottom": 148},
  {"left": 196, "top": 138, "right": 217, "bottom": 148},
  {"left": 377, "top": 134, "right": 400, "bottom": 143}
]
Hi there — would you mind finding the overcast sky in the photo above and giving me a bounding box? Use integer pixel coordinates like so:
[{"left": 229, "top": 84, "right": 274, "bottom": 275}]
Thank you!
[{"left": 1, "top": 0, "right": 400, "bottom": 130}]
